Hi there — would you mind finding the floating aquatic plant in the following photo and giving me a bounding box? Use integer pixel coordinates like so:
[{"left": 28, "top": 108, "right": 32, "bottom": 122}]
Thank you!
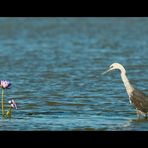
[
  {"left": 0, "top": 80, "right": 17, "bottom": 119},
  {"left": 0, "top": 80, "right": 11, "bottom": 119},
  {"left": 6, "top": 99, "right": 17, "bottom": 118}
]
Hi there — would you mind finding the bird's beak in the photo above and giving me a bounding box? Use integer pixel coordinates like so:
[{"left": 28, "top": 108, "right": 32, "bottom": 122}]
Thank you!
[{"left": 102, "top": 68, "right": 112, "bottom": 75}]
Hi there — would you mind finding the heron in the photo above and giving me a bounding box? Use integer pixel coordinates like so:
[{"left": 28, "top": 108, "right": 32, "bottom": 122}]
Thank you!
[{"left": 103, "top": 63, "right": 148, "bottom": 119}]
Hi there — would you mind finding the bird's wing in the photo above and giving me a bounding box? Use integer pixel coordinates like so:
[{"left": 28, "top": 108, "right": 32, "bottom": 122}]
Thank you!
[
  {"left": 131, "top": 89, "right": 148, "bottom": 112},
  {"left": 133, "top": 88, "right": 148, "bottom": 100}
]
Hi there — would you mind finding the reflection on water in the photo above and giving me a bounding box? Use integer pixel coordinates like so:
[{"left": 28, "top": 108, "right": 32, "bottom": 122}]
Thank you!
[{"left": 0, "top": 17, "right": 148, "bottom": 130}]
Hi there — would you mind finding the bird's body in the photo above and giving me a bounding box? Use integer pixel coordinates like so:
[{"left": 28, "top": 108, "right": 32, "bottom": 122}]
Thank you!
[
  {"left": 103, "top": 63, "right": 148, "bottom": 119},
  {"left": 130, "top": 88, "right": 148, "bottom": 115}
]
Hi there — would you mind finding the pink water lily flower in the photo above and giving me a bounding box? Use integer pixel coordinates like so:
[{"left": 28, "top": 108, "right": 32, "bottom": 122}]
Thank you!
[
  {"left": 8, "top": 99, "right": 17, "bottom": 109},
  {"left": 0, "top": 80, "right": 11, "bottom": 89}
]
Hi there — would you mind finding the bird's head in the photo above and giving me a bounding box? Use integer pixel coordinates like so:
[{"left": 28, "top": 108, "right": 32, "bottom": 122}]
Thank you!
[{"left": 102, "top": 63, "right": 126, "bottom": 75}]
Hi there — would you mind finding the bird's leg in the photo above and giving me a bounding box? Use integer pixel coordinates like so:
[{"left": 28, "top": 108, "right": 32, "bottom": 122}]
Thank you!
[{"left": 136, "top": 110, "right": 141, "bottom": 119}]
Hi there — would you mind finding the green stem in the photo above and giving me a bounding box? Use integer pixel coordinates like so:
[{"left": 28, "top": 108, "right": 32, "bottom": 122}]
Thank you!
[
  {"left": 1, "top": 88, "right": 4, "bottom": 119},
  {"left": 6, "top": 106, "right": 12, "bottom": 119}
]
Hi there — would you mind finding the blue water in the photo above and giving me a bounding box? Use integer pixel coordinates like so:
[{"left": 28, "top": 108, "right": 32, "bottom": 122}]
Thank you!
[{"left": 0, "top": 17, "right": 148, "bottom": 130}]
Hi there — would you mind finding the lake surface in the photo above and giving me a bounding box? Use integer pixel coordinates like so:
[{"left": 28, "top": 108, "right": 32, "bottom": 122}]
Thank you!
[{"left": 0, "top": 17, "right": 148, "bottom": 131}]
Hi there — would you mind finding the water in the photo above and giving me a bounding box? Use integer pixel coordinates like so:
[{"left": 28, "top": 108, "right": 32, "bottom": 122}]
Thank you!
[{"left": 0, "top": 17, "right": 148, "bottom": 131}]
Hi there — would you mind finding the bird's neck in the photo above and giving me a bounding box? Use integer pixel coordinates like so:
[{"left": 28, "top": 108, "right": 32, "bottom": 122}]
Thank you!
[{"left": 120, "top": 72, "right": 134, "bottom": 97}]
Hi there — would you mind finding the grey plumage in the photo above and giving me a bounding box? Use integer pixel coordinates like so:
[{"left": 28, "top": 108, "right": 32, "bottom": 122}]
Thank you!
[{"left": 130, "top": 88, "right": 148, "bottom": 114}]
